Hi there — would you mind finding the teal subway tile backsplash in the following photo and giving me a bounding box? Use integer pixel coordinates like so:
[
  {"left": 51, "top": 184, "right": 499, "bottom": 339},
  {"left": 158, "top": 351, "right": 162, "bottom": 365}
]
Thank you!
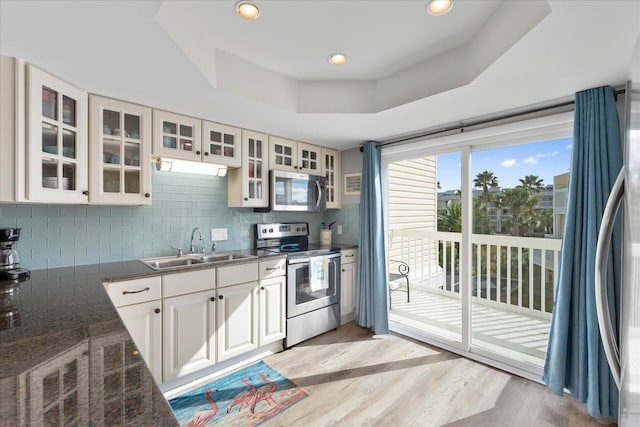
[
  {"left": 1, "top": 168, "right": 360, "bottom": 270},
  {"left": 324, "top": 203, "right": 360, "bottom": 245}
]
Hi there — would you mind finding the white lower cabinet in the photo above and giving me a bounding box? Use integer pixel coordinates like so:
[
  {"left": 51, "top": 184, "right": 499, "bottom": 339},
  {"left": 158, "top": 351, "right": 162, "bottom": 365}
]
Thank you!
[
  {"left": 105, "top": 259, "right": 287, "bottom": 385},
  {"left": 341, "top": 248, "right": 358, "bottom": 323},
  {"left": 258, "top": 275, "right": 286, "bottom": 346},
  {"left": 116, "top": 301, "right": 162, "bottom": 383},
  {"left": 163, "top": 289, "right": 217, "bottom": 382},
  {"left": 103, "top": 277, "right": 162, "bottom": 383},
  {"left": 216, "top": 281, "right": 259, "bottom": 362}
]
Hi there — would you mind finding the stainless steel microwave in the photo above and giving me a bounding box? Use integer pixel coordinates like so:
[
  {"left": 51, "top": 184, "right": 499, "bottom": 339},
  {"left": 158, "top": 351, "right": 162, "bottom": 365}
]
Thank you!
[{"left": 270, "top": 170, "right": 326, "bottom": 212}]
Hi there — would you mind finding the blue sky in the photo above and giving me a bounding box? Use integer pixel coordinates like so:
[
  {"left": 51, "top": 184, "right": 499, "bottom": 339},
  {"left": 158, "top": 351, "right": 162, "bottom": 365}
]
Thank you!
[{"left": 437, "top": 137, "right": 573, "bottom": 191}]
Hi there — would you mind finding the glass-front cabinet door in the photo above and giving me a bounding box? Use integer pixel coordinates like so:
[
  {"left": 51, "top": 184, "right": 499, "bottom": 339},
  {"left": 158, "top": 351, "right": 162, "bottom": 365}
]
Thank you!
[
  {"left": 269, "top": 136, "right": 297, "bottom": 172},
  {"left": 89, "top": 95, "right": 152, "bottom": 205},
  {"left": 201, "top": 120, "right": 241, "bottom": 167},
  {"left": 26, "top": 64, "right": 88, "bottom": 203},
  {"left": 152, "top": 109, "right": 201, "bottom": 161},
  {"left": 297, "top": 142, "right": 322, "bottom": 176},
  {"left": 228, "top": 130, "right": 269, "bottom": 207},
  {"left": 322, "top": 147, "right": 341, "bottom": 209}
]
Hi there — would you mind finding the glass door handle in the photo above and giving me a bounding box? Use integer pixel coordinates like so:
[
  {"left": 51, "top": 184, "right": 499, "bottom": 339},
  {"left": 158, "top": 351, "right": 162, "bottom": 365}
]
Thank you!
[{"left": 595, "top": 166, "right": 624, "bottom": 389}]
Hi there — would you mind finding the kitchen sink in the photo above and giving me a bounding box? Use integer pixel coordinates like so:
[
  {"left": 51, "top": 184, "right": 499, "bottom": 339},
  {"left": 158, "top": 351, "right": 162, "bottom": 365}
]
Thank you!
[
  {"left": 198, "top": 253, "right": 250, "bottom": 263},
  {"left": 141, "top": 252, "right": 256, "bottom": 270}
]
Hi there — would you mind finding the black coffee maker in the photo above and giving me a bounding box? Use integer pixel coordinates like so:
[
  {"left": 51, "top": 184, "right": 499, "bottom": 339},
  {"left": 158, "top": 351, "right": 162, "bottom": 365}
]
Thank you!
[{"left": 0, "top": 228, "right": 30, "bottom": 281}]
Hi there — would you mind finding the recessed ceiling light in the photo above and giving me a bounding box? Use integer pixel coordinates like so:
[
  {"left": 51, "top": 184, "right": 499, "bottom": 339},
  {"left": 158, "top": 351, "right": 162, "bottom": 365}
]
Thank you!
[
  {"left": 236, "top": 2, "right": 260, "bottom": 20},
  {"left": 328, "top": 53, "right": 347, "bottom": 65},
  {"left": 427, "top": 0, "right": 453, "bottom": 16}
]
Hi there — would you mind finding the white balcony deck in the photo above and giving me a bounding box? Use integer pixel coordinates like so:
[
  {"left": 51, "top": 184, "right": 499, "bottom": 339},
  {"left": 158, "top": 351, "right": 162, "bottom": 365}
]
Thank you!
[{"left": 389, "top": 288, "right": 551, "bottom": 368}]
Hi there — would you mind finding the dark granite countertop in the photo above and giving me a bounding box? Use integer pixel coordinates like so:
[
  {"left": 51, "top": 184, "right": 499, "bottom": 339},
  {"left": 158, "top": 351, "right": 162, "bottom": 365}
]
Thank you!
[
  {"left": 0, "top": 250, "right": 285, "bottom": 426},
  {"left": 332, "top": 243, "right": 359, "bottom": 250}
]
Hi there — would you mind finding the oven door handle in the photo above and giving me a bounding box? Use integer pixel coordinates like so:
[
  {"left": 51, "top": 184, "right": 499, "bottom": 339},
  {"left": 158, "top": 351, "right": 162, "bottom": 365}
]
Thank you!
[{"left": 287, "top": 253, "right": 342, "bottom": 264}]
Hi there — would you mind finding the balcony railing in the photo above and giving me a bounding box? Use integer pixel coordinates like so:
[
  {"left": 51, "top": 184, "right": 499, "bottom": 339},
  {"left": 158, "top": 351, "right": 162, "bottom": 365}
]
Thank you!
[{"left": 389, "top": 229, "right": 562, "bottom": 320}]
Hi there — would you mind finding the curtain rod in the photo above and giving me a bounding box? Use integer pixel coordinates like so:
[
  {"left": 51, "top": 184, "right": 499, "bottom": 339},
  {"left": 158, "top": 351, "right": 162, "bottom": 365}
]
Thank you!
[{"left": 359, "top": 87, "right": 626, "bottom": 152}]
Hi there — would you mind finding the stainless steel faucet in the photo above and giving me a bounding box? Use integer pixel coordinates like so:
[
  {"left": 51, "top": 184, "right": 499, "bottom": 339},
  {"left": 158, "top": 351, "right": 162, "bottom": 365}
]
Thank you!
[{"left": 190, "top": 227, "right": 204, "bottom": 254}]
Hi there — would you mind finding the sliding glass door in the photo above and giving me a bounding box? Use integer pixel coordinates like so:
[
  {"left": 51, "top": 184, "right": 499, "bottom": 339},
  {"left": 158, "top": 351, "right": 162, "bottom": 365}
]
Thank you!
[{"left": 382, "top": 113, "right": 573, "bottom": 377}]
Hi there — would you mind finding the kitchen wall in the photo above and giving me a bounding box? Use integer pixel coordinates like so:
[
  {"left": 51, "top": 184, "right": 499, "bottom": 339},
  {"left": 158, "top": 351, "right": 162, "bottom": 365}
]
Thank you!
[
  {"left": 326, "top": 147, "right": 362, "bottom": 245},
  {"left": 0, "top": 147, "right": 364, "bottom": 271},
  {"left": 0, "top": 169, "right": 325, "bottom": 270}
]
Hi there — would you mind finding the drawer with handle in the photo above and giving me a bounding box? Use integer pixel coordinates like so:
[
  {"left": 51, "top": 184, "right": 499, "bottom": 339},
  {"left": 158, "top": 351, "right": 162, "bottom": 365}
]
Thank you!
[
  {"left": 104, "top": 276, "right": 162, "bottom": 307},
  {"left": 259, "top": 257, "right": 286, "bottom": 280},
  {"left": 341, "top": 248, "right": 358, "bottom": 265}
]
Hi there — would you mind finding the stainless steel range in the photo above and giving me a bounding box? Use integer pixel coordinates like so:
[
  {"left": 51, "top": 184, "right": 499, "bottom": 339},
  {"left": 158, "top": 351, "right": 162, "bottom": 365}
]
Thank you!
[{"left": 255, "top": 222, "right": 341, "bottom": 347}]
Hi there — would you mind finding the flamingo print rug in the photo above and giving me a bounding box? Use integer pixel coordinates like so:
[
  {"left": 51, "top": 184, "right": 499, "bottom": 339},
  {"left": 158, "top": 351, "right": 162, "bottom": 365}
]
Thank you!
[{"left": 168, "top": 361, "right": 308, "bottom": 426}]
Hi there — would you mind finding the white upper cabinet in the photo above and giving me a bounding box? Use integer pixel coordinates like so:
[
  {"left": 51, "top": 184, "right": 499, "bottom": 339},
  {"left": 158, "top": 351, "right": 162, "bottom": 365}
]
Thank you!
[
  {"left": 0, "top": 56, "right": 17, "bottom": 202},
  {"left": 26, "top": 64, "right": 88, "bottom": 203},
  {"left": 322, "top": 147, "right": 341, "bottom": 209},
  {"left": 201, "top": 121, "right": 242, "bottom": 167},
  {"left": 269, "top": 137, "right": 322, "bottom": 176},
  {"left": 228, "top": 130, "right": 269, "bottom": 207},
  {"left": 152, "top": 109, "right": 201, "bottom": 161},
  {"left": 89, "top": 95, "right": 152, "bottom": 205},
  {"left": 297, "top": 142, "right": 322, "bottom": 175},
  {"left": 269, "top": 136, "right": 297, "bottom": 172}
]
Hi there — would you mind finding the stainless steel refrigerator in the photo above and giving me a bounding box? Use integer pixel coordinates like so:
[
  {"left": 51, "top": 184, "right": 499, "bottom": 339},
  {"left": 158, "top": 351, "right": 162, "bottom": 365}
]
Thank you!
[{"left": 595, "top": 35, "right": 640, "bottom": 425}]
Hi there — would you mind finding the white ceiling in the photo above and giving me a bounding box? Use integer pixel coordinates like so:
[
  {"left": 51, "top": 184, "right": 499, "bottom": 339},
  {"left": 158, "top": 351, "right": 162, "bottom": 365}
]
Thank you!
[
  {"left": 171, "top": 1, "right": 503, "bottom": 81},
  {"left": 1, "top": 1, "right": 639, "bottom": 150}
]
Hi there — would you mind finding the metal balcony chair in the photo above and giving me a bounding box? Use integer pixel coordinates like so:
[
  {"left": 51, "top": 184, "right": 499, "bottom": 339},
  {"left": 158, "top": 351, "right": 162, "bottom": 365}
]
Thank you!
[{"left": 388, "top": 259, "right": 410, "bottom": 309}]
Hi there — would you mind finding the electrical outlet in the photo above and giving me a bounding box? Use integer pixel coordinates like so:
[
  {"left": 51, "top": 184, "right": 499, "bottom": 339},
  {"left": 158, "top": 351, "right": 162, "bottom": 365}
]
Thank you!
[
  {"left": 211, "top": 228, "right": 228, "bottom": 241},
  {"left": 337, "top": 225, "right": 343, "bottom": 235}
]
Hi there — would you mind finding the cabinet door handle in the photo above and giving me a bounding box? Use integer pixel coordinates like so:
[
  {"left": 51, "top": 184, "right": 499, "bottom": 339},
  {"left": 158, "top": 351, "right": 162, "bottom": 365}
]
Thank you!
[
  {"left": 144, "top": 193, "right": 151, "bottom": 198},
  {"left": 122, "top": 287, "right": 150, "bottom": 295},
  {"left": 244, "top": 197, "right": 249, "bottom": 201},
  {"left": 82, "top": 190, "right": 89, "bottom": 196},
  {"left": 342, "top": 269, "right": 345, "bottom": 272},
  {"left": 196, "top": 150, "right": 201, "bottom": 155},
  {"left": 345, "top": 254, "right": 354, "bottom": 257},
  {"left": 204, "top": 152, "right": 209, "bottom": 156},
  {"left": 218, "top": 295, "right": 224, "bottom": 300},
  {"left": 210, "top": 297, "right": 215, "bottom": 302},
  {"left": 265, "top": 267, "right": 278, "bottom": 271},
  {"left": 260, "top": 286, "right": 265, "bottom": 291},
  {"left": 154, "top": 308, "right": 161, "bottom": 314}
]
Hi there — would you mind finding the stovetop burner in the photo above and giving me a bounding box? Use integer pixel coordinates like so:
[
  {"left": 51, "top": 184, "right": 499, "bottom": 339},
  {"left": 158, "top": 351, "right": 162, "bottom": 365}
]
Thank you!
[
  {"left": 255, "top": 222, "right": 340, "bottom": 257},
  {"left": 280, "top": 243, "right": 302, "bottom": 252}
]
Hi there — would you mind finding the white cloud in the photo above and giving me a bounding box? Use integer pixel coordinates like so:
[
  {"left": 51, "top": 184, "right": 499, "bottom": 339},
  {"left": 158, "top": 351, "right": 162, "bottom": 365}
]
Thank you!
[
  {"left": 523, "top": 156, "right": 538, "bottom": 165},
  {"left": 501, "top": 159, "right": 518, "bottom": 168},
  {"left": 535, "top": 151, "right": 559, "bottom": 159}
]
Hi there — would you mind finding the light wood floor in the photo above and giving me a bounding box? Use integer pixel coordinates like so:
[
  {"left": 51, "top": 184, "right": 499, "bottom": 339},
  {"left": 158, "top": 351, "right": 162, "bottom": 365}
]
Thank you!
[{"left": 261, "top": 322, "right": 610, "bottom": 427}]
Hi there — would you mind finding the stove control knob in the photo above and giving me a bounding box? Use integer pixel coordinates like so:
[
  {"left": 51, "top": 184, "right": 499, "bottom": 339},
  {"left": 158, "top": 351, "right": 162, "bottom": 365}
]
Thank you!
[
  {"left": 262, "top": 229, "right": 267, "bottom": 233},
  {"left": 296, "top": 227, "right": 300, "bottom": 231},
  {"left": 302, "top": 227, "right": 306, "bottom": 232},
  {"left": 269, "top": 228, "right": 274, "bottom": 233}
]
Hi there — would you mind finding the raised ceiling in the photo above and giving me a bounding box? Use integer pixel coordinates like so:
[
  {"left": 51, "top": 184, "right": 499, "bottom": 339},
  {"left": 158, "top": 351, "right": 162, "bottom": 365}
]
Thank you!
[{"left": 0, "top": 1, "right": 639, "bottom": 150}]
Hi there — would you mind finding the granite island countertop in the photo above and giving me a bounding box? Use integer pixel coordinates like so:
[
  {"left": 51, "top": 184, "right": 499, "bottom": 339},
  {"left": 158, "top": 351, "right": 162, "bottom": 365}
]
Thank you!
[{"left": 0, "top": 250, "right": 285, "bottom": 426}]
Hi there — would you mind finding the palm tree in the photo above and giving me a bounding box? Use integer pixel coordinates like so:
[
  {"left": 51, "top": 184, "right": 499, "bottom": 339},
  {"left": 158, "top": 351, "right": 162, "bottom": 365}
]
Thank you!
[
  {"left": 517, "top": 175, "right": 544, "bottom": 234},
  {"left": 438, "top": 200, "right": 462, "bottom": 232},
  {"left": 539, "top": 208, "right": 554, "bottom": 235},
  {"left": 518, "top": 175, "right": 544, "bottom": 192},
  {"left": 502, "top": 187, "right": 537, "bottom": 236},
  {"left": 473, "top": 171, "right": 499, "bottom": 214}
]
